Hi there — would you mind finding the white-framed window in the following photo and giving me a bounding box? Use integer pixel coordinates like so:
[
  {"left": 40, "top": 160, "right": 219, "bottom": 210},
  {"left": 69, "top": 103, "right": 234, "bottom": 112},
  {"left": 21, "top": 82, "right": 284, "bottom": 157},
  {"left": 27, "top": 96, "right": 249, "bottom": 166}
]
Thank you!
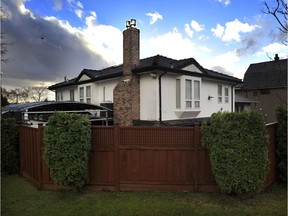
[
  {"left": 218, "top": 85, "right": 222, "bottom": 103},
  {"left": 224, "top": 87, "right": 229, "bottom": 103},
  {"left": 79, "top": 87, "right": 84, "bottom": 102},
  {"left": 86, "top": 86, "right": 91, "bottom": 103},
  {"left": 70, "top": 89, "right": 75, "bottom": 101},
  {"left": 185, "top": 79, "right": 192, "bottom": 108},
  {"left": 194, "top": 80, "right": 200, "bottom": 108},
  {"left": 79, "top": 85, "right": 92, "bottom": 103},
  {"left": 56, "top": 92, "right": 63, "bottom": 101},
  {"left": 176, "top": 79, "right": 181, "bottom": 109},
  {"left": 176, "top": 76, "right": 201, "bottom": 110}
]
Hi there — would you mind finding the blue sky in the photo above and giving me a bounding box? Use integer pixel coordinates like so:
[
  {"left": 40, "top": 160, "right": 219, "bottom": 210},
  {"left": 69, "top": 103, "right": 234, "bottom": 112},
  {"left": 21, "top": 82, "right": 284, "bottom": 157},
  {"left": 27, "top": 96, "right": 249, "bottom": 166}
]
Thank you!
[{"left": 1, "top": 0, "right": 287, "bottom": 93}]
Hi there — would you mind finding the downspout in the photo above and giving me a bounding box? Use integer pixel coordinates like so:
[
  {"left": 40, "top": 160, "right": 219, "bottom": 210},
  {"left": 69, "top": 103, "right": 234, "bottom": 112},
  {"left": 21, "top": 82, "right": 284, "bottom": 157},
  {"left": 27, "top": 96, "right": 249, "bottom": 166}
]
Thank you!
[
  {"left": 158, "top": 70, "right": 168, "bottom": 123},
  {"left": 231, "top": 83, "right": 238, "bottom": 112}
]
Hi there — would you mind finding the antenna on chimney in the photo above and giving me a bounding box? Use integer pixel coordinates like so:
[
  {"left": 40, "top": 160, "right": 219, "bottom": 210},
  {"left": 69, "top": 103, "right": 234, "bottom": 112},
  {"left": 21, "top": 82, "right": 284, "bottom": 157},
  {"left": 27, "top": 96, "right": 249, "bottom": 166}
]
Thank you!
[{"left": 126, "top": 19, "right": 136, "bottom": 28}]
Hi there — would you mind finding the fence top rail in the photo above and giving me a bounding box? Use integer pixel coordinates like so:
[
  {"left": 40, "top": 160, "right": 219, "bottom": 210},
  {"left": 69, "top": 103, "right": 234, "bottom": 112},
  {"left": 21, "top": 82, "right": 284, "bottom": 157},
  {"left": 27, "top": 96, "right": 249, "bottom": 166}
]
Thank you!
[{"left": 265, "top": 122, "right": 277, "bottom": 127}]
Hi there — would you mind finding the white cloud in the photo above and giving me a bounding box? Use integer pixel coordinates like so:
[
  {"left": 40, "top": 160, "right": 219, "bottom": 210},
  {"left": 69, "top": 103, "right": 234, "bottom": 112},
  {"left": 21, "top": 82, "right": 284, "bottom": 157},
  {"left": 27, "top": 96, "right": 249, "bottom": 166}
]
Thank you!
[
  {"left": 211, "top": 19, "right": 260, "bottom": 42},
  {"left": 75, "top": 9, "right": 83, "bottom": 18},
  {"left": 184, "top": 24, "right": 194, "bottom": 38},
  {"left": 191, "top": 20, "right": 204, "bottom": 32},
  {"left": 90, "top": 11, "right": 97, "bottom": 18},
  {"left": 76, "top": 1, "right": 83, "bottom": 9},
  {"left": 146, "top": 12, "right": 163, "bottom": 24},
  {"left": 142, "top": 27, "right": 196, "bottom": 60},
  {"left": 53, "top": 0, "right": 62, "bottom": 11},
  {"left": 82, "top": 15, "right": 123, "bottom": 64},
  {"left": 256, "top": 42, "right": 288, "bottom": 58},
  {"left": 205, "top": 50, "right": 242, "bottom": 77},
  {"left": 211, "top": 24, "right": 224, "bottom": 38},
  {"left": 184, "top": 20, "right": 204, "bottom": 38},
  {"left": 198, "top": 45, "right": 211, "bottom": 53},
  {"left": 217, "top": 0, "right": 231, "bottom": 6}
]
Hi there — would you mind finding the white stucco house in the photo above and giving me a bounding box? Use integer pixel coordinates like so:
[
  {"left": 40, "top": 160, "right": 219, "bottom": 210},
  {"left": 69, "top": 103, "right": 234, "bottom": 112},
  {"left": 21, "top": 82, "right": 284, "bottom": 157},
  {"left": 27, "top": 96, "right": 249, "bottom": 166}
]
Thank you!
[{"left": 48, "top": 20, "right": 241, "bottom": 126}]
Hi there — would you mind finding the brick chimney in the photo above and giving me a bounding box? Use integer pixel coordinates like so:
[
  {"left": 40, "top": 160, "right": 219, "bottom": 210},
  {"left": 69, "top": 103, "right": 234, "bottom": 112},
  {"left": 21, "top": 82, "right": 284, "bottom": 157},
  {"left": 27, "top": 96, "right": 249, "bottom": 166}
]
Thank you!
[{"left": 113, "top": 19, "right": 140, "bottom": 126}]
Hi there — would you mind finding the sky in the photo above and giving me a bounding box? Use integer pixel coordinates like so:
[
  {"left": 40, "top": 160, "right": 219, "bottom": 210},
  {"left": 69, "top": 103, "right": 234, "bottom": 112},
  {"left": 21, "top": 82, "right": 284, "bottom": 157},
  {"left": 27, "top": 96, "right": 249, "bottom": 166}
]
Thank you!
[{"left": 1, "top": 0, "right": 287, "bottom": 98}]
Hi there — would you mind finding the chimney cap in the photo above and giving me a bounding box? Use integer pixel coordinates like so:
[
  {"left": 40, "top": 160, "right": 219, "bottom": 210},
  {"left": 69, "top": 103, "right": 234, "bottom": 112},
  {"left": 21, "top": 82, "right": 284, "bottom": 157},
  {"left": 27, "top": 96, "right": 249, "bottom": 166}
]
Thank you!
[{"left": 126, "top": 19, "right": 136, "bottom": 28}]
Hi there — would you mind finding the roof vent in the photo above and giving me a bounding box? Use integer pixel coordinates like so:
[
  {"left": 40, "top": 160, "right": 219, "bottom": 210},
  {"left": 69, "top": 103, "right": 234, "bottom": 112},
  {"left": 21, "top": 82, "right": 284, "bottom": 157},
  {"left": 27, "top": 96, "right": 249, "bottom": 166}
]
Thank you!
[{"left": 274, "top": 54, "right": 279, "bottom": 61}]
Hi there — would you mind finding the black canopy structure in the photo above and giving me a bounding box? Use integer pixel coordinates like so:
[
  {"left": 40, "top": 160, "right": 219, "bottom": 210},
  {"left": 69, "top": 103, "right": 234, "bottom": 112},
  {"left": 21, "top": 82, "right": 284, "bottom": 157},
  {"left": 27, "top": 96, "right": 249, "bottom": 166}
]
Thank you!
[{"left": 2, "top": 101, "right": 113, "bottom": 125}]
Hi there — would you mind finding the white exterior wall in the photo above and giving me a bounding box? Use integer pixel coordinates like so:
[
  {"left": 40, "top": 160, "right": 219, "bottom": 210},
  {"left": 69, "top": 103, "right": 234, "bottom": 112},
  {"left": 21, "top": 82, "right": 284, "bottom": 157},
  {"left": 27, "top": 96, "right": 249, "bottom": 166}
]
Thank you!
[
  {"left": 96, "top": 78, "right": 119, "bottom": 103},
  {"left": 140, "top": 73, "right": 159, "bottom": 120},
  {"left": 55, "top": 78, "right": 119, "bottom": 105},
  {"left": 143, "top": 74, "right": 235, "bottom": 121},
  {"left": 200, "top": 79, "right": 233, "bottom": 116},
  {"left": 56, "top": 87, "right": 78, "bottom": 101}
]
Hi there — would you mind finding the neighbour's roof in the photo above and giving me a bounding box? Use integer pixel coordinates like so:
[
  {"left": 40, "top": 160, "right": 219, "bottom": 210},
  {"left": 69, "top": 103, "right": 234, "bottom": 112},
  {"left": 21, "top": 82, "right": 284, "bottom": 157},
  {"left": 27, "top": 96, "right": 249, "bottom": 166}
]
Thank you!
[
  {"left": 2, "top": 101, "right": 110, "bottom": 114},
  {"left": 49, "top": 55, "right": 241, "bottom": 90},
  {"left": 242, "top": 59, "right": 287, "bottom": 90}
]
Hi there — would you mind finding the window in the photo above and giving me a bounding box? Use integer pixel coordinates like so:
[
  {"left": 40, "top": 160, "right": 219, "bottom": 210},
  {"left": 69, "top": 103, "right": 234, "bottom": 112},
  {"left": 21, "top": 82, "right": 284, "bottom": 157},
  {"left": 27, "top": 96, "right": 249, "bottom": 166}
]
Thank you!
[
  {"left": 70, "top": 89, "right": 74, "bottom": 101},
  {"left": 194, "top": 80, "right": 200, "bottom": 108},
  {"left": 260, "top": 89, "right": 270, "bottom": 95},
  {"left": 176, "top": 79, "right": 181, "bottom": 109},
  {"left": 79, "top": 87, "right": 84, "bottom": 102},
  {"left": 224, "top": 87, "right": 229, "bottom": 103},
  {"left": 56, "top": 92, "right": 60, "bottom": 101},
  {"left": 86, "top": 86, "right": 91, "bottom": 103},
  {"left": 103, "top": 87, "right": 106, "bottom": 102},
  {"left": 253, "top": 91, "right": 258, "bottom": 98},
  {"left": 176, "top": 77, "right": 201, "bottom": 109},
  {"left": 218, "top": 85, "right": 222, "bottom": 103},
  {"left": 185, "top": 79, "right": 192, "bottom": 108}
]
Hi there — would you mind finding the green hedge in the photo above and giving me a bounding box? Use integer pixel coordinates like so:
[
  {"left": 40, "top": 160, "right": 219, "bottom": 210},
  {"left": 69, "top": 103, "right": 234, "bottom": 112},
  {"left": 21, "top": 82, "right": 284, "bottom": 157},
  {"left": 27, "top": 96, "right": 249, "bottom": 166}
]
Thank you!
[
  {"left": 1, "top": 118, "right": 19, "bottom": 174},
  {"left": 44, "top": 112, "right": 91, "bottom": 190},
  {"left": 275, "top": 106, "right": 287, "bottom": 183},
  {"left": 202, "top": 111, "right": 269, "bottom": 195}
]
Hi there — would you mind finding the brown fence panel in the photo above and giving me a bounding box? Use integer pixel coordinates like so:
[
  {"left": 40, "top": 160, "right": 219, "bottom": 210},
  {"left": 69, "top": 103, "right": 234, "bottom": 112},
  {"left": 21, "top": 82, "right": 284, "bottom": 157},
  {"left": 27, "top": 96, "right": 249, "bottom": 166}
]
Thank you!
[
  {"left": 19, "top": 123, "right": 277, "bottom": 192},
  {"left": 19, "top": 125, "right": 42, "bottom": 187},
  {"left": 117, "top": 125, "right": 215, "bottom": 191},
  {"left": 87, "top": 126, "right": 116, "bottom": 190},
  {"left": 263, "top": 123, "right": 278, "bottom": 188}
]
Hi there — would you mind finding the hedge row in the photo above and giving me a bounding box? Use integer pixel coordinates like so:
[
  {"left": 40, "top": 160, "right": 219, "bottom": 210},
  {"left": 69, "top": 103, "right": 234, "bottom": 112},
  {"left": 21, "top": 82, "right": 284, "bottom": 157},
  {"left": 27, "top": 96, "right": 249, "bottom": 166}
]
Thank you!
[
  {"left": 44, "top": 112, "right": 91, "bottom": 190},
  {"left": 201, "top": 111, "right": 269, "bottom": 195}
]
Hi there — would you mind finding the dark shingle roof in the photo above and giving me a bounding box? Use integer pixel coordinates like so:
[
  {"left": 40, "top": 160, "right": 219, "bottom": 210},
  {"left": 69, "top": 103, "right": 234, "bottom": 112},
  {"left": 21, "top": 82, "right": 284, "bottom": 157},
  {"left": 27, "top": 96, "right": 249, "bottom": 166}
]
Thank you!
[
  {"left": 242, "top": 59, "right": 287, "bottom": 90},
  {"left": 49, "top": 55, "right": 241, "bottom": 90}
]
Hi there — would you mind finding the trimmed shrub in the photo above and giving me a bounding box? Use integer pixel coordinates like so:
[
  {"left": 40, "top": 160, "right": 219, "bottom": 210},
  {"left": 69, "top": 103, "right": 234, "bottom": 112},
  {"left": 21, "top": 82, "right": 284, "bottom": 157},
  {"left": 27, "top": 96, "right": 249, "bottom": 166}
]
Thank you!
[
  {"left": 1, "top": 118, "right": 19, "bottom": 174},
  {"left": 44, "top": 112, "right": 91, "bottom": 190},
  {"left": 202, "top": 111, "right": 269, "bottom": 195},
  {"left": 275, "top": 106, "right": 287, "bottom": 183}
]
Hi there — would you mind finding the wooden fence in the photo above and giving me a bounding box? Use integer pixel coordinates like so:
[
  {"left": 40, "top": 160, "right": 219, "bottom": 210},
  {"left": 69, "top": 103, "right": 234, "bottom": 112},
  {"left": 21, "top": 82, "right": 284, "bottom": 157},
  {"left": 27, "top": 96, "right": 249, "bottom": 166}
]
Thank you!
[{"left": 19, "top": 123, "right": 277, "bottom": 192}]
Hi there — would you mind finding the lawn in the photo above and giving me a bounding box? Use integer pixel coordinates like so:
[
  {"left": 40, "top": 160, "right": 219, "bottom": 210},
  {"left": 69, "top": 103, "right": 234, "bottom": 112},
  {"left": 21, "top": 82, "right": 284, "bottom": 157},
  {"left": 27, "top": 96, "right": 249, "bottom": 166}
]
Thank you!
[{"left": 1, "top": 175, "right": 287, "bottom": 216}]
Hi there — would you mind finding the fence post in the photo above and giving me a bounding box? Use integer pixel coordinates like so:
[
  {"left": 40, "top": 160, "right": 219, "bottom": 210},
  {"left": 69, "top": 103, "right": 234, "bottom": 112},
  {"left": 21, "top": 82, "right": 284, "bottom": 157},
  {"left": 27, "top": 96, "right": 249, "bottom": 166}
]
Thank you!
[
  {"left": 37, "top": 124, "right": 44, "bottom": 188},
  {"left": 114, "top": 124, "right": 120, "bottom": 191},
  {"left": 193, "top": 123, "right": 200, "bottom": 191}
]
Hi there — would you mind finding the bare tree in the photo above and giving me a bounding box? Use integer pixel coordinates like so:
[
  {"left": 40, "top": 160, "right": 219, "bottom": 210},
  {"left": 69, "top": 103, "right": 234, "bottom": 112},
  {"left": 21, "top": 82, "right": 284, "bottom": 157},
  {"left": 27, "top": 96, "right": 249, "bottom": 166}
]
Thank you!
[
  {"left": 2, "top": 88, "right": 27, "bottom": 103},
  {"left": 2, "top": 86, "right": 48, "bottom": 103},
  {"left": 262, "top": 0, "right": 288, "bottom": 44},
  {"left": 30, "top": 87, "right": 48, "bottom": 102}
]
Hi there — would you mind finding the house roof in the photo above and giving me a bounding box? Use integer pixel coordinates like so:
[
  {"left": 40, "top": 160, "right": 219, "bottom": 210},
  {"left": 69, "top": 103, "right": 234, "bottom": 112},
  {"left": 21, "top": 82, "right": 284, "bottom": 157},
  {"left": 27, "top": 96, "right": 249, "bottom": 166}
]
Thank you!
[
  {"left": 48, "top": 55, "right": 241, "bottom": 90},
  {"left": 242, "top": 58, "right": 287, "bottom": 90}
]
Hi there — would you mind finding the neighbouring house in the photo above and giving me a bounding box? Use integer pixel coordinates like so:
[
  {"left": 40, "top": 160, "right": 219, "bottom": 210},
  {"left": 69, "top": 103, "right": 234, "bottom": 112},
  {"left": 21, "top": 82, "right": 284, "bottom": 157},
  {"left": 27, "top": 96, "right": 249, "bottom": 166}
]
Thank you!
[
  {"left": 48, "top": 19, "right": 241, "bottom": 126},
  {"left": 236, "top": 54, "right": 287, "bottom": 123}
]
